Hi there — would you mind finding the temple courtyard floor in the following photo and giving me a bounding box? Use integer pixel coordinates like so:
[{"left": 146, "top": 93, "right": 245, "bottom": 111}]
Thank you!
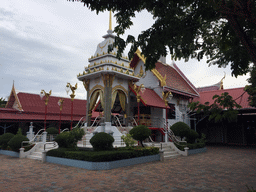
[{"left": 0, "top": 146, "right": 255, "bottom": 192}]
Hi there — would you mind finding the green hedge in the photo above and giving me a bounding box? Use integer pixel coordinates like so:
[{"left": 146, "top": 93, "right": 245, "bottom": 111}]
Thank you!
[{"left": 46, "top": 147, "right": 159, "bottom": 162}]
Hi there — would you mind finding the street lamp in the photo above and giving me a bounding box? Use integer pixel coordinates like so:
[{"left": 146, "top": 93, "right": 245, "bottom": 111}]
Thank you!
[
  {"left": 58, "top": 99, "right": 64, "bottom": 134},
  {"left": 134, "top": 84, "right": 145, "bottom": 124},
  {"left": 40, "top": 90, "right": 52, "bottom": 131},
  {"left": 66, "top": 83, "right": 77, "bottom": 130}
]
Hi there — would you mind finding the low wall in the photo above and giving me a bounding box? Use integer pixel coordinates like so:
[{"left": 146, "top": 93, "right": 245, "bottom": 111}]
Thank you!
[
  {"left": 46, "top": 154, "right": 160, "bottom": 170},
  {"left": 188, "top": 147, "right": 207, "bottom": 155},
  {"left": 0, "top": 149, "right": 19, "bottom": 158}
]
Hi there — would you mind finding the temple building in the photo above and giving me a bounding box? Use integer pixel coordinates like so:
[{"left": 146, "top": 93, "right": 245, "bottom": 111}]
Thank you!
[
  {"left": 1, "top": 12, "right": 255, "bottom": 146},
  {"left": 76, "top": 12, "right": 200, "bottom": 144}
]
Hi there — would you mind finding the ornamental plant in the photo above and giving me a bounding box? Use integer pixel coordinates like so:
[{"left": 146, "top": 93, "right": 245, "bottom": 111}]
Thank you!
[
  {"left": 0, "top": 133, "right": 15, "bottom": 150},
  {"left": 55, "top": 127, "right": 84, "bottom": 148},
  {"left": 121, "top": 133, "right": 136, "bottom": 148},
  {"left": 90, "top": 132, "right": 114, "bottom": 151},
  {"left": 129, "top": 125, "right": 151, "bottom": 147},
  {"left": 8, "top": 134, "right": 29, "bottom": 152},
  {"left": 170, "top": 122, "right": 190, "bottom": 141}
]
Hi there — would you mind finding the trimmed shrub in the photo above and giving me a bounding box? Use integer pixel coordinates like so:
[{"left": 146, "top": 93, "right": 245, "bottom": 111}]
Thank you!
[
  {"left": 129, "top": 125, "right": 151, "bottom": 147},
  {"left": 90, "top": 132, "right": 114, "bottom": 151},
  {"left": 170, "top": 122, "right": 190, "bottom": 141},
  {"left": 55, "top": 132, "right": 70, "bottom": 148},
  {"left": 8, "top": 134, "right": 29, "bottom": 152},
  {"left": 46, "top": 127, "right": 59, "bottom": 135},
  {"left": 186, "top": 129, "right": 199, "bottom": 143},
  {"left": 55, "top": 128, "right": 85, "bottom": 148},
  {"left": 0, "top": 133, "right": 15, "bottom": 150}
]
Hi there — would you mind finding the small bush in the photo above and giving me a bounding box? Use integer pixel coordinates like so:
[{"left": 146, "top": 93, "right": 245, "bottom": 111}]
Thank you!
[
  {"left": 46, "top": 127, "right": 59, "bottom": 135},
  {"left": 129, "top": 125, "right": 151, "bottom": 147},
  {"left": 197, "top": 133, "right": 207, "bottom": 144},
  {"left": 170, "top": 122, "right": 190, "bottom": 141},
  {"left": 90, "top": 132, "right": 114, "bottom": 151},
  {"left": 121, "top": 133, "right": 136, "bottom": 147},
  {"left": 0, "top": 133, "right": 15, "bottom": 149},
  {"left": 186, "top": 129, "right": 199, "bottom": 143},
  {"left": 8, "top": 134, "right": 29, "bottom": 152}
]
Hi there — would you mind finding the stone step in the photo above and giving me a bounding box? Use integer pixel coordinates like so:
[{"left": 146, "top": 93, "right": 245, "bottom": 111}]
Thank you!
[
  {"left": 27, "top": 155, "right": 42, "bottom": 161},
  {"left": 164, "top": 153, "right": 181, "bottom": 158}
]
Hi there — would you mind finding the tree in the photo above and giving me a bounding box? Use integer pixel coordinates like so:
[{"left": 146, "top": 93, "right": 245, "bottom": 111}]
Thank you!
[
  {"left": 0, "top": 97, "right": 6, "bottom": 108},
  {"left": 69, "top": 0, "right": 256, "bottom": 77},
  {"left": 188, "top": 92, "right": 242, "bottom": 123},
  {"left": 244, "top": 66, "right": 256, "bottom": 107}
]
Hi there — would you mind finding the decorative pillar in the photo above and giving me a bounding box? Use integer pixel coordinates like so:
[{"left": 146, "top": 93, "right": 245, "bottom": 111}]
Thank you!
[
  {"left": 39, "top": 90, "right": 52, "bottom": 131},
  {"left": 133, "top": 84, "right": 145, "bottom": 125},
  {"left": 58, "top": 99, "right": 64, "bottom": 134},
  {"left": 83, "top": 80, "right": 91, "bottom": 126},
  {"left": 102, "top": 74, "right": 115, "bottom": 123},
  {"left": 66, "top": 83, "right": 77, "bottom": 130}
]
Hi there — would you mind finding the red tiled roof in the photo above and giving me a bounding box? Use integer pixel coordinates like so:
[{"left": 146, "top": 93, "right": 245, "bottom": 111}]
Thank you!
[
  {"left": 2, "top": 92, "right": 87, "bottom": 121},
  {"left": 0, "top": 111, "right": 83, "bottom": 121},
  {"left": 193, "top": 87, "right": 254, "bottom": 109},
  {"left": 16, "top": 92, "right": 87, "bottom": 116},
  {"left": 155, "top": 62, "right": 199, "bottom": 97},
  {"left": 130, "top": 85, "right": 169, "bottom": 109}
]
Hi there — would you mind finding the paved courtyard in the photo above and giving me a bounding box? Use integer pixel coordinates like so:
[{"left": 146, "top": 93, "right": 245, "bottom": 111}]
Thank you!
[{"left": 0, "top": 146, "right": 256, "bottom": 192}]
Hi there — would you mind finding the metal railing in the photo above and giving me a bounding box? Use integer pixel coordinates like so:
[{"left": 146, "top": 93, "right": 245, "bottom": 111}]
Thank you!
[
  {"left": 73, "top": 116, "right": 87, "bottom": 129},
  {"left": 90, "top": 115, "right": 104, "bottom": 127},
  {"left": 113, "top": 115, "right": 123, "bottom": 127},
  {"left": 30, "top": 129, "right": 45, "bottom": 143}
]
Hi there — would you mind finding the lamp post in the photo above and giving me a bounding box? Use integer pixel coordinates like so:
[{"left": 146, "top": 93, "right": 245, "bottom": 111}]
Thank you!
[
  {"left": 162, "top": 91, "right": 173, "bottom": 129},
  {"left": 40, "top": 90, "right": 52, "bottom": 131},
  {"left": 58, "top": 99, "right": 64, "bottom": 134},
  {"left": 134, "top": 84, "right": 145, "bottom": 125},
  {"left": 66, "top": 83, "right": 77, "bottom": 130}
]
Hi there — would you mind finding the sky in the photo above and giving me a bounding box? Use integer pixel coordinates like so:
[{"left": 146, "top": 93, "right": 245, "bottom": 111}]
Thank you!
[{"left": 0, "top": 0, "right": 250, "bottom": 101}]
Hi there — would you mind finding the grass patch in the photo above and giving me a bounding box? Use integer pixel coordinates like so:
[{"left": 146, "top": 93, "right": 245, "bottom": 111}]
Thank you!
[{"left": 46, "top": 146, "right": 159, "bottom": 162}]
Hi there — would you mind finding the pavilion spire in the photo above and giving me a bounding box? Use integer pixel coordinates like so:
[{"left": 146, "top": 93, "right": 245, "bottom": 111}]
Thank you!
[{"left": 109, "top": 10, "right": 112, "bottom": 31}]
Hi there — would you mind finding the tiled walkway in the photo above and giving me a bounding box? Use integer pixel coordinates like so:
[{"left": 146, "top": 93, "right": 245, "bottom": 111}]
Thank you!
[{"left": 0, "top": 146, "right": 256, "bottom": 192}]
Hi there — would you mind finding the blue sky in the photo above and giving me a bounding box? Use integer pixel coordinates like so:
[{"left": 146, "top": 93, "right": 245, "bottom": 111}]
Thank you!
[{"left": 0, "top": 0, "right": 250, "bottom": 100}]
